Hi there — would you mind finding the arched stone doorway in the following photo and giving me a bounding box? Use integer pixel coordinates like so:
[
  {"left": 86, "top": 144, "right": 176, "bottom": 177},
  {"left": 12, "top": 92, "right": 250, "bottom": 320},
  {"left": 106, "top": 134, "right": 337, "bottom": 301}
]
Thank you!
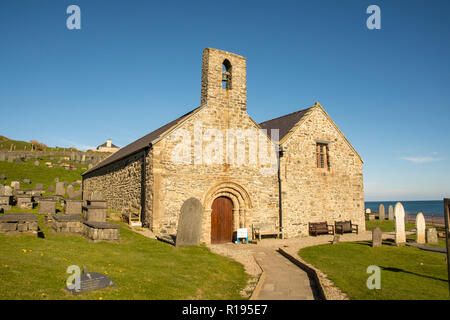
[
  {"left": 202, "top": 181, "right": 252, "bottom": 244},
  {"left": 211, "top": 196, "right": 233, "bottom": 244}
]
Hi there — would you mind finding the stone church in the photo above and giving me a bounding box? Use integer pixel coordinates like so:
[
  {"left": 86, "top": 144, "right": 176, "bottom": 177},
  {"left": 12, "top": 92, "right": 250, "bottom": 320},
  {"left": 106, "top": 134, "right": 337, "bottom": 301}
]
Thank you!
[{"left": 82, "top": 48, "right": 364, "bottom": 244}]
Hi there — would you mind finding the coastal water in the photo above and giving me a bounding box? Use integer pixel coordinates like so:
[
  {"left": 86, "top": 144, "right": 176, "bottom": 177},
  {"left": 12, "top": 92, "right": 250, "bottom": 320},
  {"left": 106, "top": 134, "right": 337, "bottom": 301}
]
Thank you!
[{"left": 364, "top": 200, "right": 444, "bottom": 215}]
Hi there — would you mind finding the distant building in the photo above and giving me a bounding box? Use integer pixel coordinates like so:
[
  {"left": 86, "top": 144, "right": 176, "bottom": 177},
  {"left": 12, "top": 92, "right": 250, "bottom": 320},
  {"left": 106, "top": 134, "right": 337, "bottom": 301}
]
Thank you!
[{"left": 96, "top": 139, "right": 120, "bottom": 153}]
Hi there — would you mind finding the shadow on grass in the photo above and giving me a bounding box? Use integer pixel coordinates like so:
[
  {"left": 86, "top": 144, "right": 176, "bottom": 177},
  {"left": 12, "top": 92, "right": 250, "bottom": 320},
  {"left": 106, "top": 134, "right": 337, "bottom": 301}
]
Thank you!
[
  {"left": 352, "top": 239, "right": 396, "bottom": 247},
  {"left": 379, "top": 266, "right": 447, "bottom": 283}
]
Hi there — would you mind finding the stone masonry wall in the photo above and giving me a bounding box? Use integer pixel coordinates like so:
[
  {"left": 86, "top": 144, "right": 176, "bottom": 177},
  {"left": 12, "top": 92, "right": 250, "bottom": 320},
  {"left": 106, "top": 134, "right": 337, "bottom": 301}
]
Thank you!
[
  {"left": 280, "top": 106, "right": 365, "bottom": 237},
  {"left": 82, "top": 151, "right": 147, "bottom": 220}
]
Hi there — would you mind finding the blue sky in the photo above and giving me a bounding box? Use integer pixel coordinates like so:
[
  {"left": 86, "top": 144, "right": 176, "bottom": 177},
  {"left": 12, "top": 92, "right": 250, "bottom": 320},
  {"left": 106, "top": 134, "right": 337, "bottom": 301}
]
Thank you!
[{"left": 1, "top": 0, "right": 449, "bottom": 201}]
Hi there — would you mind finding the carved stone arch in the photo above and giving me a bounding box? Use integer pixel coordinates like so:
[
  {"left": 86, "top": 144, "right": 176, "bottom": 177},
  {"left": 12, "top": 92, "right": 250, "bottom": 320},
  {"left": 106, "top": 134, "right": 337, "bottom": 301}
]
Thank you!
[{"left": 202, "top": 181, "right": 253, "bottom": 244}]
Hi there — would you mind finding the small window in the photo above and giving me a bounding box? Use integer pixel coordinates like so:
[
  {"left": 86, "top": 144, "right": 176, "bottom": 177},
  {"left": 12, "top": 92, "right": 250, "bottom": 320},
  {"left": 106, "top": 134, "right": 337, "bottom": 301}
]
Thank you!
[{"left": 316, "top": 143, "right": 329, "bottom": 170}]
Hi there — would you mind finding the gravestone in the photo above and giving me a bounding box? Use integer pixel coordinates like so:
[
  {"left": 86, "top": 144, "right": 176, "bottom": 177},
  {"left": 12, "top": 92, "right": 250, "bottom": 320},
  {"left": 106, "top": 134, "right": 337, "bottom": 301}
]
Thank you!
[
  {"left": 365, "top": 208, "right": 371, "bottom": 214},
  {"left": 54, "top": 178, "right": 59, "bottom": 183},
  {"left": 56, "top": 182, "right": 65, "bottom": 196},
  {"left": 22, "top": 178, "right": 31, "bottom": 184},
  {"left": 65, "top": 199, "right": 83, "bottom": 215},
  {"left": 0, "top": 185, "right": 4, "bottom": 196},
  {"left": 379, "top": 204, "right": 385, "bottom": 221},
  {"left": 0, "top": 153, "right": 5, "bottom": 161},
  {"left": 388, "top": 205, "right": 394, "bottom": 220},
  {"left": 66, "top": 266, "right": 115, "bottom": 295},
  {"left": 88, "top": 163, "right": 93, "bottom": 169},
  {"left": 34, "top": 160, "right": 39, "bottom": 166},
  {"left": 175, "top": 198, "right": 203, "bottom": 247},
  {"left": 39, "top": 199, "right": 56, "bottom": 215},
  {"left": 394, "top": 202, "right": 406, "bottom": 245},
  {"left": 426, "top": 228, "right": 438, "bottom": 244},
  {"left": 67, "top": 185, "right": 74, "bottom": 198},
  {"left": 372, "top": 227, "right": 382, "bottom": 247},
  {"left": 4, "top": 186, "right": 12, "bottom": 196},
  {"left": 91, "top": 191, "right": 103, "bottom": 201},
  {"left": 35, "top": 183, "right": 43, "bottom": 190},
  {"left": 11, "top": 181, "right": 20, "bottom": 190},
  {"left": 48, "top": 185, "right": 55, "bottom": 193},
  {"left": 415, "top": 212, "right": 426, "bottom": 244},
  {"left": 332, "top": 235, "right": 340, "bottom": 245}
]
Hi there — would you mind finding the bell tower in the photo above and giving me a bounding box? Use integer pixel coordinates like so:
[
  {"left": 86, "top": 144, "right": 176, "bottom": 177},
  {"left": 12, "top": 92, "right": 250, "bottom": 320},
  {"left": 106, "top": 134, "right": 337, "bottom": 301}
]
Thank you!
[{"left": 200, "top": 48, "right": 247, "bottom": 113}]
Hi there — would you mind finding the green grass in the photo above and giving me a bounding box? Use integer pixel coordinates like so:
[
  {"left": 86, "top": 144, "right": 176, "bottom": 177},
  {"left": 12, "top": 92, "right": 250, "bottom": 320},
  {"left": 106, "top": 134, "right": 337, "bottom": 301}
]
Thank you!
[
  {"left": 299, "top": 241, "right": 449, "bottom": 300},
  {"left": 365, "top": 220, "right": 415, "bottom": 232},
  {"left": 0, "top": 214, "right": 249, "bottom": 300},
  {"left": 0, "top": 156, "right": 84, "bottom": 197}
]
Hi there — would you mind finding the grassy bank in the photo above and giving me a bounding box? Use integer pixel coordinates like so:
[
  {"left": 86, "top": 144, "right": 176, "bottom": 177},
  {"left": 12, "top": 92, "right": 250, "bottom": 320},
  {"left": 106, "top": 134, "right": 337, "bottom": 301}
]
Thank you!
[
  {"left": 0, "top": 215, "right": 249, "bottom": 300},
  {"left": 299, "top": 241, "right": 448, "bottom": 300}
]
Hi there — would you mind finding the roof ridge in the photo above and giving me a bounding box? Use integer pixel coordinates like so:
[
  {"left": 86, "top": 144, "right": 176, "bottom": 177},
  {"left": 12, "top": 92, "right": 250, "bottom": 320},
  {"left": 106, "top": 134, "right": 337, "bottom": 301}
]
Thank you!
[{"left": 258, "top": 106, "right": 313, "bottom": 125}]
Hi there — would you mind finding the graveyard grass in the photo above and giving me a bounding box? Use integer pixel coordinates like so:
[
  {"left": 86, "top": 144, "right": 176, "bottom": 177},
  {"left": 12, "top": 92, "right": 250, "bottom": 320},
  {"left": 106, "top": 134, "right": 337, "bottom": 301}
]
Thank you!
[
  {"left": 299, "top": 241, "right": 449, "bottom": 300},
  {"left": 0, "top": 215, "right": 249, "bottom": 300},
  {"left": 365, "top": 220, "right": 415, "bottom": 232},
  {"left": 0, "top": 155, "right": 83, "bottom": 197}
]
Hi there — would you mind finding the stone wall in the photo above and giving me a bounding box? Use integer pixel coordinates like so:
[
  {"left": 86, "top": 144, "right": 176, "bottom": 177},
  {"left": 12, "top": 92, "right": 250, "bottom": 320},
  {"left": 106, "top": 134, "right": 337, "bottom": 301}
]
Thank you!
[
  {"left": 82, "top": 150, "right": 147, "bottom": 219},
  {"left": 280, "top": 106, "right": 365, "bottom": 237}
]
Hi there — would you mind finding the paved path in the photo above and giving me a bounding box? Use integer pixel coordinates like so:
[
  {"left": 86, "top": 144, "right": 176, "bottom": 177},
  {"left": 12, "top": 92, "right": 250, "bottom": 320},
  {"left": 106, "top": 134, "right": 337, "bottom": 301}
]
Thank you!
[{"left": 253, "top": 248, "right": 317, "bottom": 300}]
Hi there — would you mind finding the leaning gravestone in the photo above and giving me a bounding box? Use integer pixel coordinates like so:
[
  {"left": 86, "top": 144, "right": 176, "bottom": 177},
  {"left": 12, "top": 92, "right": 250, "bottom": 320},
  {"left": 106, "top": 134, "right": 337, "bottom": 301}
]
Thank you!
[
  {"left": 394, "top": 202, "right": 406, "bottom": 245},
  {"left": 56, "top": 182, "right": 65, "bottom": 196},
  {"left": 176, "top": 198, "right": 203, "bottom": 247},
  {"left": 332, "top": 235, "right": 340, "bottom": 245},
  {"left": 388, "top": 205, "right": 394, "bottom": 220},
  {"left": 426, "top": 228, "right": 438, "bottom": 244},
  {"left": 415, "top": 212, "right": 426, "bottom": 244},
  {"left": 372, "top": 227, "right": 382, "bottom": 247},
  {"left": 379, "top": 204, "right": 385, "bottom": 221}
]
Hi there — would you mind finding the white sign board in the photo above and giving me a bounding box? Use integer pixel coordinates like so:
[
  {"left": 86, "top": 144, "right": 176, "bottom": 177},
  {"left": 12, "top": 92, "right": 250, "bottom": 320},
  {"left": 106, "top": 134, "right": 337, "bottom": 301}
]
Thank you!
[{"left": 237, "top": 228, "right": 248, "bottom": 239}]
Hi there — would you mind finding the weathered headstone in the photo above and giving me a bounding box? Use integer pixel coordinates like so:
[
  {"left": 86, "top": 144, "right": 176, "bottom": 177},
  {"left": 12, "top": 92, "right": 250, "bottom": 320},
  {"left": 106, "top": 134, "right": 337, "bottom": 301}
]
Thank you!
[
  {"left": 35, "top": 183, "right": 43, "bottom": 190},
  {"left": 388, "top": 205, "right": 394, "bottom": 220},
  {"left": 67, "top": 185, "right": 74, "bottom": 198},
  {"left": 416, "top": 212, "right": 426, "bottom": 244},
  {"left": 56, "top": 182, "right": 65, "bottom": 196},
  {"left": 175, "top": 198, "right": 203, "bottom": 247},
  {"left": 22, "top": 178, "right": 31, "bottom": 184},
  {"left": 34, "top": 160, "right": 39, "bottom": 166},
  {"left": 394, "top": 202, "right": 406, "bottom": 245},
  {"left": 0, "top": 153, "right": 5, "bottom": 161},
  {"left": 332, "top": 235, "right": 340, "bottom": 245},
  {"left": 4, "top": 186, "right": 12, "bottom": 196},
  {"left": 426, "top": 227, "right": 438, "bottom": 244},
  {"left": 11, "top": 181, "right": 20, "bottom": 190},
  {"left": 48, "top": 185, "right": 55, "bottom": 193},
  {"left": 372, "top": 227, "right": 382, "bottom": 247},
  {"left": 91, "top": 191, "right": 103, "bottom": 201},
  {"left": 379, "top": 204, "right": 385, "bottom": 221}
]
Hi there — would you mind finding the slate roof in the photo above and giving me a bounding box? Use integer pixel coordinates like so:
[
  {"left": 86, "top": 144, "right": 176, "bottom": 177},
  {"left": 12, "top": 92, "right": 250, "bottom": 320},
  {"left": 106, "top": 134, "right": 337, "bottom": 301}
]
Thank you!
[
  {"left": 82, "top": 106, "right": 201, "bottom": 175},
  {"left": 97, "top": 142, "right": 120, "bottom": 149},
  {"left": 258, "top": 107, "right": 312, "bottom": 141}
]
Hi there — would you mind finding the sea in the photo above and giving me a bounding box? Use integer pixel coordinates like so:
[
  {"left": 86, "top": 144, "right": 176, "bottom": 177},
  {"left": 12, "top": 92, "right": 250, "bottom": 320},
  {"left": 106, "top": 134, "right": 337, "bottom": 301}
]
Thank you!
[{"left": 364, "top": 200, "right": 445, "bottom": 216}]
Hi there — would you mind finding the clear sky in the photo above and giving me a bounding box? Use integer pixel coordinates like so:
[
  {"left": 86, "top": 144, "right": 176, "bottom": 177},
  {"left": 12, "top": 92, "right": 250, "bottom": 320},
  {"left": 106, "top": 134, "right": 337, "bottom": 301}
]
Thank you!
[{"left": 1, "top": 0, "right": 449, "bottom": 201}]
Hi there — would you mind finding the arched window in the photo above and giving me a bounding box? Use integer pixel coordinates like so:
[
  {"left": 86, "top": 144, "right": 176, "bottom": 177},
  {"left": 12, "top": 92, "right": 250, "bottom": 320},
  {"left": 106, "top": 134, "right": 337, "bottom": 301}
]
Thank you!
[{"left": 222, "top": 59, "right": 232, "bottom": 90}]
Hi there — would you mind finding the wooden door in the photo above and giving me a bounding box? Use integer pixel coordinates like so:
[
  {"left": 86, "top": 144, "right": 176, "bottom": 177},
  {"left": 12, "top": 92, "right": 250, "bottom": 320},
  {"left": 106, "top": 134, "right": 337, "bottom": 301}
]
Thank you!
[{"left": 211, "top": 197, "right": 233, "bottom": 244}]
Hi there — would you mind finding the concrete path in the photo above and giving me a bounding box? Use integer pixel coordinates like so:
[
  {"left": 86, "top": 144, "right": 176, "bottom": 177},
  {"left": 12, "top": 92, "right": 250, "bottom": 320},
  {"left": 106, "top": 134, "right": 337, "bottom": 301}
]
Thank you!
[{"left": 253, "top": 248, "right": 317, "bottom": 300}]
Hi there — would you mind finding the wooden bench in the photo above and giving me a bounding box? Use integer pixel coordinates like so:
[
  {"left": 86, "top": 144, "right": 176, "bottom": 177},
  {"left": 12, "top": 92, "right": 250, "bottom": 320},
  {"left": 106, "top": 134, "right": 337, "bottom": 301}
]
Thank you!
[
  {"left": 334, "top": 220, "right": 358, "bottom": 235},
  {"left": 309, "top": 222, "right": 334, "bottom": 236},
  {"left": 121, "top": 209, "right": 142, "bottom": 227},
  {"left": 252, "top": 223, "right": 283, "bottom": 241}
]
